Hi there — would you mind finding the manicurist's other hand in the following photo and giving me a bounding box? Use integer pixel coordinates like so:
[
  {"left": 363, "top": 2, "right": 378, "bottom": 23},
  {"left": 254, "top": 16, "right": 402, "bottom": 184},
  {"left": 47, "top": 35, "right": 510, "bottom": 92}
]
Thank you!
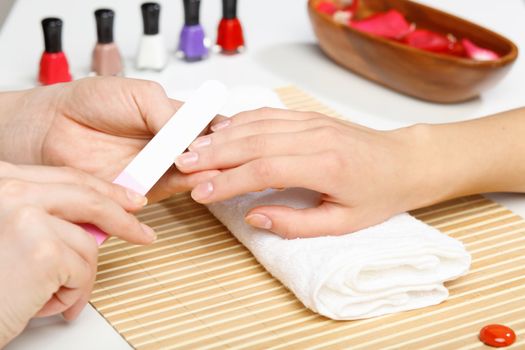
[
  {"left": 0, "top": 77, "right": 218, "bottom": 202},
  {"left": 0, "top": 162, "right": 155, "bottom": 347}
]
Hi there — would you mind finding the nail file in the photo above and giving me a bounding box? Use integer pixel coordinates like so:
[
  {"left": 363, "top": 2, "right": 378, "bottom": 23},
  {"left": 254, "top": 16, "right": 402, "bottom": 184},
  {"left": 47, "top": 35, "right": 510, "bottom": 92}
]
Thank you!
[{"left": 83, "top": 80, "right": 228, "bottom": 245}]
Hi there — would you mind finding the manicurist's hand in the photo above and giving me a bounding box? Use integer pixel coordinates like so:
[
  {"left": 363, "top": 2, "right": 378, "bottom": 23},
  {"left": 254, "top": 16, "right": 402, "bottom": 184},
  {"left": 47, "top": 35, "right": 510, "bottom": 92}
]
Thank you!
[
  {"left": 0, "top": 161, "right": 155, "bottom": 347},
  {"left": 0, "top": 77, "right": 218, "bottom": 202},
  {"left": 175, "top": 108, "right": 430, "bottom": 238}
]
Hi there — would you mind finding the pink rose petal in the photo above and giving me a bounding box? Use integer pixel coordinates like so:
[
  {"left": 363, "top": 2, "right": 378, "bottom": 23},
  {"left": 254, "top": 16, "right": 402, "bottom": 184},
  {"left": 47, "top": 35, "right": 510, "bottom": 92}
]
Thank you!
[
  {"left": 317, "top": 1, "right": 338, "bottom": 16},
  {"left": 403, "top": 29, "right": 450, "bottom": 53},
  {"left": 462, "top": 38, "right": 500, "bottom": 61},
  {"left": 350, "top": 9, "right": 412, "bottom": 40}
]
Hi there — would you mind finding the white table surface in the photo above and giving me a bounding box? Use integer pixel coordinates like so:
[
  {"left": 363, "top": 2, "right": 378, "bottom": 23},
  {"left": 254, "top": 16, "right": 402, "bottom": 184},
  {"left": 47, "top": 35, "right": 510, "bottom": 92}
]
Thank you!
[{"left": 1, "top": 0, "right": 524, "bottom": 348}]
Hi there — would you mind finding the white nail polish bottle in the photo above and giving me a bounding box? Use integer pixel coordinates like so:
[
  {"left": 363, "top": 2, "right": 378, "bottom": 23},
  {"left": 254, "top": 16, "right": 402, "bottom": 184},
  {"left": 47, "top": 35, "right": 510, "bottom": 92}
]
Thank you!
[{"left": 136, "top": 2, "right": 168, "bottom": 71}]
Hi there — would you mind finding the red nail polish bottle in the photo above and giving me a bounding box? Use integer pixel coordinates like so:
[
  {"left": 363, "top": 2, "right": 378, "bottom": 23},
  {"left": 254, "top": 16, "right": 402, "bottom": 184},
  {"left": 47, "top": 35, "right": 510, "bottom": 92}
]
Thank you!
[
  {"left": 217, "top": 0, "right": 245, "bottom": 54},
  {"left": 39, "top": 18, "right": 72, "bottom": 85}
]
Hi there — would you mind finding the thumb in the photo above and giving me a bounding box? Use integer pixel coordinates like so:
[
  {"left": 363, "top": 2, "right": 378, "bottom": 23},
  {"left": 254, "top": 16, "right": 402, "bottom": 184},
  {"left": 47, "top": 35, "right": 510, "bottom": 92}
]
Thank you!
[{"left": 244, "top": 202, "right": 355, "bottom": 239}]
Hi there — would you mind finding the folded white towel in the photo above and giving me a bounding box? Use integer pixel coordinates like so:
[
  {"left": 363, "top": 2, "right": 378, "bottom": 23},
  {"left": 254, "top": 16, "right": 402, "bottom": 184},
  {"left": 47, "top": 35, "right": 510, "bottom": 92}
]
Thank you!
[
  {"left": 175, "top": 85, "right": 471, "bottom": 320},
  {"left": 208, "top": 188, "right": 471, "bottom": 320}
]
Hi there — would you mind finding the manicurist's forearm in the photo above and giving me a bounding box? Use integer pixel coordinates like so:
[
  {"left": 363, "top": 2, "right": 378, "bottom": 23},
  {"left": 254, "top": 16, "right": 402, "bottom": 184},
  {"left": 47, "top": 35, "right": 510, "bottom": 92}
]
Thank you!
[{"left": 408, "top": 107, "right": 525, "bottom": 207}]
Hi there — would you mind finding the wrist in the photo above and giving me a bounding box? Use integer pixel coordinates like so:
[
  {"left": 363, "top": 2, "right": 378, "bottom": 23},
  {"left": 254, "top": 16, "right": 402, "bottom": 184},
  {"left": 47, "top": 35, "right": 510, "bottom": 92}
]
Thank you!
[
  {"left": 392, "top": 123, "right": 466, "bottom": 210},
  {"left": 0, "top": 87, "right": 57, "bottom": 164}
]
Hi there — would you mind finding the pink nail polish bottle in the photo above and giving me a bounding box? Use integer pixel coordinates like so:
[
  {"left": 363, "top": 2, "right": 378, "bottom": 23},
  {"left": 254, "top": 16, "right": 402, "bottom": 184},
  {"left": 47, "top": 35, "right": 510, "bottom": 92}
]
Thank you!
[{"left": 92, "top": 9, "right": 123, "bottom": 76}]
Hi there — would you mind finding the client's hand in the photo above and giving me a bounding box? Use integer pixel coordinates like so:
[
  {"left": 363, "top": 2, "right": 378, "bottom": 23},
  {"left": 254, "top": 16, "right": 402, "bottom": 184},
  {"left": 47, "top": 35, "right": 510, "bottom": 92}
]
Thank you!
[
  {"left": 175, "top": 108, "right": 430, "bottom": 238},
  {"left": 0, "top": 161, "right": 154, "bottom": 347},
  {"left": 0, "top": 77, "right": 217, "bottom": 202}
]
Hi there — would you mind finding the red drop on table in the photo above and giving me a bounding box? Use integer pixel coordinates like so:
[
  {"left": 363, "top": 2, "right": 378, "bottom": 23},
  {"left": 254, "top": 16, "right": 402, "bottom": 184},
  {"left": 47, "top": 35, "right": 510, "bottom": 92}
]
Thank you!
[{"left": 479, "top": 324, "right": 516, "bottom": 347}]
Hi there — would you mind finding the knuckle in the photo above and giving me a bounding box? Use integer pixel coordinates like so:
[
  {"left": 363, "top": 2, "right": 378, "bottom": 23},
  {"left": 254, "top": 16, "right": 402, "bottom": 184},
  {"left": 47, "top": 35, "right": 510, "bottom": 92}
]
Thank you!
[
  {"left": 31, "top": 239, "right": 62, "bottom": 271},
  {"left": 278, "top": 219, "right": 302, "bottom": 239},
  {"left": 0, "top": 179, "right": 28, "bottom": 197},
  {"left": 117, "top": 215, "right": 140, "bottom": 236},
  {"left": 62, "top": 166, "right": 89, "bottom": 185},
  {"left": 82, "top": 188, "right": 107, "bottom": 213},
  {"left": 143, "top": 80, "right": 165, "bottom": 97},
  {"left": 9, "top": 206, "right": 42, "bottom": 229},
  {"left": 306, "top": 112, "right": 323, "bottom": 120},
  {"left": 255, "top": 106, "right": 274, "bottom": 115},
  {"left": 231, "top": 110, "right": 250, "bottom": 121},
  {"left": 246, "top": 135, "right": 267, "bottom": 154},
  {"left": 323, "top": 150, "right": 346, "bottom": 173},
  {"left": 251, "top": 159, "right": 276, "bottom": 184}
]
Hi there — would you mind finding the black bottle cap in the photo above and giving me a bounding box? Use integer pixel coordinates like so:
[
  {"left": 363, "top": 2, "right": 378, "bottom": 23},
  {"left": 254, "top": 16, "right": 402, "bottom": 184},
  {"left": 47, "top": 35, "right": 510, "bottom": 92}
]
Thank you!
[
  {"left": 141, "top": 3, "right": 161, "bottom": 35},
  {"left": 95, "top": 9, "right": 115, "bottom": 44},
  {"left": 222, "top": 0, "right": 238, "bottom": 20},
  {"left": 183, "top": 0, "right": 201, "bottom": 26},
  {"left": 41, "top": 17, "right": 63, "bottom": 53}
]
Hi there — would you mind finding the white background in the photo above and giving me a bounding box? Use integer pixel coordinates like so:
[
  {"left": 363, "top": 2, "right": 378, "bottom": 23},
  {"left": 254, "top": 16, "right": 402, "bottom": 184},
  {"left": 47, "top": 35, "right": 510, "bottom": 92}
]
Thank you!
[{"left": 1, "top": 0, "right": 524, "bottom": 348}]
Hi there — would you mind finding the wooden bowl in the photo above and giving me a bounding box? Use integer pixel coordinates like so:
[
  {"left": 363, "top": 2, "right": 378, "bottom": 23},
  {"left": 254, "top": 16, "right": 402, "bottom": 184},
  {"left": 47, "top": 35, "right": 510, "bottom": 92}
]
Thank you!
[{"left": 308, "top": 0, "right": 519, "bottom": 103}]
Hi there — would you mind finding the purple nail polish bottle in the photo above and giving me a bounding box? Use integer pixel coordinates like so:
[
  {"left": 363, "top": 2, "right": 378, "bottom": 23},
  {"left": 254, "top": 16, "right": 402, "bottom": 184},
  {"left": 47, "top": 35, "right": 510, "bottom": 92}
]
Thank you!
[{"left": 178, "top": 0, "right": 209, "bottom": 61}]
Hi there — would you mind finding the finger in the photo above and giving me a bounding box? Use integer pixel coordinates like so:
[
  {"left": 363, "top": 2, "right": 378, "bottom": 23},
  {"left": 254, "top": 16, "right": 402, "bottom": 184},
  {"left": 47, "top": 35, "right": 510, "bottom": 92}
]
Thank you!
[
  {"left": 51, "top": 217, "right": 99, "bottom": 268},
  {"left": 128, "top": 80, "right": 182, "bottom": 134},
  {"left": 179, "top": 128, "right": 341, "bottom": 173},
  {"left": 34, "top": 216, "right": 97, "bottom": 319},
  {"left": 50, "top": 219, "right": 98, "bottom": 320},
  {"left": 147, "top": 167, "right": 221, "bottom": 202},
  {"left": 62, "top": 288, "right": 92, "bottom": 320},
  {"left": 211, "top": 108, "right": 321, "bottom": 131},
  {"left": 31, "top": 183, "right": 155, "bottom": 244},
  {"left": 35, "top": 244, "right": 92, "bottom": 318},
  {"left": 208, "top": 114, "right": 229, "bottom": 131},
  {"left": 190, "top": 154, "right": 335, "bottom": 203},
  {"left": 11, "top": 165, "right": 148, "bottom": 212},
  {"left": 245, "top": 203, "right": 356, "bottom": 239},
  {"left": 190, "top": 117, "right": 335, "bottom": 151}
]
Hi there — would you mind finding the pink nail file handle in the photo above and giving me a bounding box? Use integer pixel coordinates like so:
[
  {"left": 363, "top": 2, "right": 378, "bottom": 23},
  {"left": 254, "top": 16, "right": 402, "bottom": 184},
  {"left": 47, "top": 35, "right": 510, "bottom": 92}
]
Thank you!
[
  {"left": 81, "top": 172, "right": 147, "bottom": 245},
  {"left": 79, "top": 80, "right": 228, "bottom": 246}
]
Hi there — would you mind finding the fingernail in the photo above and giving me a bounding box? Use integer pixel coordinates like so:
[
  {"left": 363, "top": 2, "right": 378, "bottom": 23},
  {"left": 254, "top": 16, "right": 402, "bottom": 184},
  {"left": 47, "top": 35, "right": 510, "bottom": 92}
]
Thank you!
[
  {"left": 245, "top": 214, "right": 272, "bottom": 230},
  {"left": 175, "top": 152, "right": 199, "bottom": 167},
  {"left": 190, "top": 135, "right": 211, "bottom": 149},
  {"left": 191, "top": 182, "right": 213, "bottom": 201},
  {"left": 211, "top": 119, "right": 231, "bottom": 132},
  {"left": 126, "top": 189, "right": 148, "bottom": 206},
  {"left": 140, "top": 223, "right": 157, "bottom": 241}
]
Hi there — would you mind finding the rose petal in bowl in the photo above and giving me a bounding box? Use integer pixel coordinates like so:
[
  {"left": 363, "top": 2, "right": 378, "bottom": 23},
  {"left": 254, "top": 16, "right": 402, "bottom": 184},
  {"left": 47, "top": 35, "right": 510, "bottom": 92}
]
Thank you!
[
  {"left": 403, "top": 29, "right": 450, "bottom": 53},
  {"left": 350, "top": 9, "right": 411, "bottom": 39},
  {"left": 462, "top": 38, "right": 500, "bottom": 61},
  {"left": 317, "top": 1, "right": 338, "bottom": 16}
]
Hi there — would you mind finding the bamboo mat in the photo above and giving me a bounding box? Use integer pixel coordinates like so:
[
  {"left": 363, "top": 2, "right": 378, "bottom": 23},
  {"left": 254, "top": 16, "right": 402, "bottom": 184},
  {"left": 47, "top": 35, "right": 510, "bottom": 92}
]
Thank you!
[{"left": 91, "top": 87, "right": 525, "bottom": 349}]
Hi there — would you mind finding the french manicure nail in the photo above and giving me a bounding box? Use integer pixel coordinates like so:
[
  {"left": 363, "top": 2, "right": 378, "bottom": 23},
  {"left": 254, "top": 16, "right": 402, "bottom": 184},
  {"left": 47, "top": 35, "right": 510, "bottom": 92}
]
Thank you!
[
  {"left": 191, "top": 135, "right": 211, "bottom": 149},
  {"left": 175, "top": 152, "right": 199, "bottom": 166},
  {"left": 211, "top": 119, "right": 231, "bottom": 132},
  {"left": 140, "top": 223, "right": 157, "bottom": 241},
  {"left": 245, "top": 214, "right": 272, "bottom": 230},
  {"left": 191, "top": 182, "right": 213, "bottom": 201},
  {"left": 126, "top": 189, "right": 148, "bottom": 206}
]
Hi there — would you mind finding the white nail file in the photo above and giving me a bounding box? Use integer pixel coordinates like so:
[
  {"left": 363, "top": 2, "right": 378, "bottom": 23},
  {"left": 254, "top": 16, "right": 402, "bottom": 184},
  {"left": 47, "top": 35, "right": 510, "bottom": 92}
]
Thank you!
[{"left": 84, "top": 80, "right": 228, "bottom": 244}]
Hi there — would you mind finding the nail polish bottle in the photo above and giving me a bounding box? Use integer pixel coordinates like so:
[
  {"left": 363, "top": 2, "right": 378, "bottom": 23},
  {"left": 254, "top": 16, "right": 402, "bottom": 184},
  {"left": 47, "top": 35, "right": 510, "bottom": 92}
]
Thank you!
[
  {"left": 217, "top": 0, "right": 245, "bottom": 54},
  {"left": 136, "top": 2, "right": 168, "bottom": 71},
  {"left": 38, "top": 18, "right": 72, "bottom": 85},
  {"left": 92, "top": 9, "right": 123, "bottom": 76},
  {"left": 177, "top": 0, "right": 209, "bottom": 61}
]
